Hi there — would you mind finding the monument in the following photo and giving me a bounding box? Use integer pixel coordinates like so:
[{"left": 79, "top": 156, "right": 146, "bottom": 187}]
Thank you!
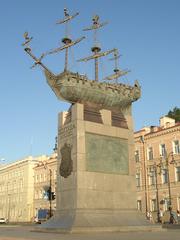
[{"left": 22, "top": 9, "right": 158, "bottom": 232}]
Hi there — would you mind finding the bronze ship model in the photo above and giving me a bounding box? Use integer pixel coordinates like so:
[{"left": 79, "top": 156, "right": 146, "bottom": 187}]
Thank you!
[{"left": 22, "top": 8, "right": 141, "bottom": 111}]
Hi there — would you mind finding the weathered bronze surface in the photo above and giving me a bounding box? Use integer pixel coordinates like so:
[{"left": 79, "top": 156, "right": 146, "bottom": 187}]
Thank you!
[
  {"left": 45, "top": 70, "right": 141, "bottom": 111},
  {"left": 59, "top": 143, "right": 73, "bottom": 178},
  {"left": 85, "top": 132, "right": 129, "bottom": 174}
]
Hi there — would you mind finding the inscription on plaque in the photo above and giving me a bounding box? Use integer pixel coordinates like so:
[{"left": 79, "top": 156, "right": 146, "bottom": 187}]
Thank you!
[
  {"left": 85, "top": 132, "right": 129, "bottom": 174},
  {"left": 58, "top": 123, "right": 75, "bottom": 139}
]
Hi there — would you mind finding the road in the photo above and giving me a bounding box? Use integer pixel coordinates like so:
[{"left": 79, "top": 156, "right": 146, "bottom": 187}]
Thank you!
[{"left": 0, "top": 225, "right": 180, "bottom": 240}]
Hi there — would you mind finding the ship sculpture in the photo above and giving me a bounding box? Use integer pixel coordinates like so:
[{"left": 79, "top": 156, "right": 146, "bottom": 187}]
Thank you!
[{"left": 22, "top": 8, "right": 141, "bottom": 111}]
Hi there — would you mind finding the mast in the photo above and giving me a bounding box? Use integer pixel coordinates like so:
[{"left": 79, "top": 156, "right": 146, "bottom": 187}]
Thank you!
[
  {"left": 78, "top": 15, "right": 115, "bottom": 81},
  {"left": 104, "top": 50, "right": 130, "bottom": 82},
  {"left": 22, "top": 32, "right": 53, "bottom": 74},
  {"left": 44, "top": 8, "right": 84, "bottom": 72},
  {"left": 22, "top": 9, "right": 85, "bottom": 73}
]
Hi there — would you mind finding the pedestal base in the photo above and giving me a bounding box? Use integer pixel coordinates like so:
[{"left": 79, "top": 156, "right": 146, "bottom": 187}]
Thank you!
[{"left": 35, "top": 209, "right": 163, "bottom": 233}]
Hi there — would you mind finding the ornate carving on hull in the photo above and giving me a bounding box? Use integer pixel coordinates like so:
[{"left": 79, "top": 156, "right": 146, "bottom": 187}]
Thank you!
[
  {"left": 59, "top": 143, "right": 73, "bottom": 178},
  {"left": 45, "top": 70, "right": 141, "bottom": 111}
]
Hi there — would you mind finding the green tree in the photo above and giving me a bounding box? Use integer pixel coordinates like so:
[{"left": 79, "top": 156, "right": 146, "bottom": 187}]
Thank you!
[{"left": 166, "top": 107, "right": 180, "bottom": 122}]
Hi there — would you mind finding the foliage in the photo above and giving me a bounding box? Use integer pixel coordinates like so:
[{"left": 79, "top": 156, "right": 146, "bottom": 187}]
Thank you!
[{"left": 166, "top": 107, "right": 180, "bottom": 122}]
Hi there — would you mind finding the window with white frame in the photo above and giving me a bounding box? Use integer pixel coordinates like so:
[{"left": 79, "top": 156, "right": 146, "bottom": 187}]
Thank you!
[
  {"left": 162, "top": 169, "right": 168, "bottom": 184},
  {"left": 151, "top": 199, "right": 157, "bottom": 211},
  {"left": 35, "top": 190, "right": 38, "bottom": 199},
  {"left": 137, "top": 200, "right": 142, "bottom": 211},
  {"left": 148, "top": 168, "right": 155, "bottom": 185},
  {"left": 160, "top": 144, "right": 166, "bottom": 158},
  {"left": 53, "top": 169, "right": 57, "bottom": 179},
  {"left": 173, "top": 140, "right": 180, "bottom": 154},
  {"left": 177, "top": 197, "right": 180, "bottom": 211},
  {"left": 147, "top": 147, "right": 153, "bottom": 160},
  {"left": 136, "top": 173, "right": 141, "bottom": 187},
  {"left": 39, "top": 189, "right": 43, "bottom": 199},
  {"left": 40, "top": 174, "right": 43, "bottom": 182},
  {"left": 20, "top": 179, "right": 23, "bottom": 189},
  {"left": 36, "top": 175, "right": 39, "bottom": 183},
  {"left": 44, "top": 173, "right": 46, "bottom": 181},
  {"left": 176, "top": 166, "right": 180, "bottom": 182},
  {"left": 164, "top": 199, "right": 168, "bottom": 211},
  {"left": 135, "top": 150, "right": 140, "bottom": 162}
]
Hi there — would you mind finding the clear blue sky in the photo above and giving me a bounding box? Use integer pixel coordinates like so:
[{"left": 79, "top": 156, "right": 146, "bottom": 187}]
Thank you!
[{"left": 0, "top": 0, "right": 179, "bottom": 163}]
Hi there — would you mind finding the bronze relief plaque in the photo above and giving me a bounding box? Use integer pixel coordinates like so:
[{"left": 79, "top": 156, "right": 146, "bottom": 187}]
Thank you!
[{"left": 85, "top": 132, "right": 129, "bottom": 174}]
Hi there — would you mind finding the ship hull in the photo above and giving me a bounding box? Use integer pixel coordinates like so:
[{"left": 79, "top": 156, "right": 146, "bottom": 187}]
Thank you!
[{"left": 45, "top": 70, "right": 141, "bottom": 110}]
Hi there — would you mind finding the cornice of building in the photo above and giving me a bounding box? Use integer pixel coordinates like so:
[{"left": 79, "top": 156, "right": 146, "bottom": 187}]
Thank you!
[
  {"left": 134, "top": 123, "right": 180, "bottom": 141},
  {"left": 134, "top": 129, "right": 145, "bottom": 134},
  {"left": 33, "top": 153, "right": 57, "bottom": 170},
  {"left": 145, "top": 123, "right": 180, "bottom": 140},
  {"left": 0, "top": 155, "right": 50, "bottom": 172}
]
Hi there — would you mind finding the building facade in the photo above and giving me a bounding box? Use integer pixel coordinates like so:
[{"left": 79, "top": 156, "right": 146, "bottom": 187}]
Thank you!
[
  {"left": 0, "top": 154, "right": 57, "bottom": 222},
  {"left": 0, "top": 156, "right": 37, "bottom": 222},
  {"left": 135, "top": 117, "right": 180, "bottom": 216}
]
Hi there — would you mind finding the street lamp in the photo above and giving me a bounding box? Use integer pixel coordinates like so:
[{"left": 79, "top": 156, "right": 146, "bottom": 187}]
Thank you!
[
  {"left": 148, "top": 151, "right": 175, "bottom": 222},
  {"left": 47, "top": 168, "right": 53, "bottom": 218},
  {"left": 149, "top": 163, "right": 161, "bottom": 223},
  {"left": 35, "top": 137, "right": 57, "bottom": 218},
  {"left": 140, "top": 136, "right": 148, "bottom": 219},
  {"left": 48, "top": 136, "right": 57, "bottom": 217},
  {"left": 35, "top": 161, "right": 53, "bottom": 218},
  {"left": 160, "top": 151, "right": 175, "bottom": 213}
]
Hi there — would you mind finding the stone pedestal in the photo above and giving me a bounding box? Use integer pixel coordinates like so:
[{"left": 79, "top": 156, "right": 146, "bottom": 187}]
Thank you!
[{"left": 38, "top": 103, "right": 158, "bottom": 232}]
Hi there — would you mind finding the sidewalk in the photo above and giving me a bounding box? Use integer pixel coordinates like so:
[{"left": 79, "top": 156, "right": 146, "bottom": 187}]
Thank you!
[
  {"left": 162, "top": 224, "right": 180, "bottom": 229},
  {"left": 0, "top": 225, "right": 180, "bottom": 240}
]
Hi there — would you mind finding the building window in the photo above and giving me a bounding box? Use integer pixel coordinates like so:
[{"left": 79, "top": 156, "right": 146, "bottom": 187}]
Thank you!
[
  {"left": 177, "top": 197, "right": 180, "bottom": 211},
  {"left": 176, "top": 167, "right": 180, "bottom": 182},
  {"left": 36, "top": 175, "right": 39, "bottom": 183},
  {"left": 147, "top": 147, "right": 153, "bottom": 160},
  {"left": 160, "top": 144, "right": 166, "bottom": 158},
  {"left": 53, "top": 169, "right": 57, "bottom": 179},
  {"left": 151, "top": 199, "right": 157, "bottom": 211},
  {"left": 135, "top": 150, "right": 140, "bottom": 162},
  {"left": 136, "top": 173, "right": 141, "bottom": 187},
  {"left": 44, "top": 173, "right": 46, "bottom": 181},
  {"left": 40, "top": 174, "right": 43, "bottom": 182},
  {"left": 39, "top": 190, "right": 43, "bottom": 199},
  {"left": 164, "top": 198, "right": 170, "bottom": 210},
  {"left": 35, "top": 190, "right": 38, "bottom": 199},
  {"left": 148, "top": 169, "right": 155, "bottom": 185},
  {"left": 20, "top": 179, "right": 23, "bottom": 190},
  {"left": 162, "top": 169, "right": 168, "bottom": 184},
  {"left": 137, "top": 200, "right": 142, "bottom": 211},
  {"left": 173, "top": 140, "right": 180, "bottom": 154}
]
